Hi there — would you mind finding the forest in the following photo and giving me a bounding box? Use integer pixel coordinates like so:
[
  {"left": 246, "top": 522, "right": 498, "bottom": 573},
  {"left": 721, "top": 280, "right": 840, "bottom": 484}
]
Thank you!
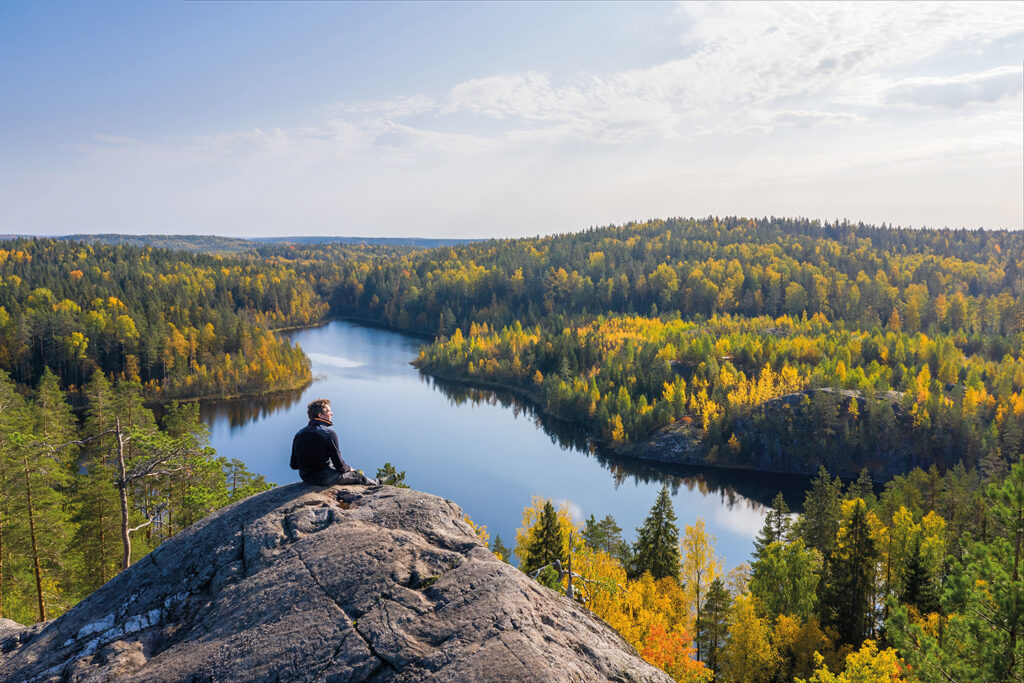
[
  {"left": 0, "top": 217, "right": 1020, "bottom": 681},
  {"left": 0, "top": 238, "right": 319, "bottom": 400},
  {"left": 0, "top": 368, "right": 270, "bottom": 625},
  {"left": 486, "top": 457, "right": 1022, "bottom": 682},
  {"left": 287, "top": 216, "right": 1022, "bottom": 479}
]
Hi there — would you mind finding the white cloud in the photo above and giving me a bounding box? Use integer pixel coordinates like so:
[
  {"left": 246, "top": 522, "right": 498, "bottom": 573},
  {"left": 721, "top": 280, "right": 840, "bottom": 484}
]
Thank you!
[
  {"left": 885, "top": 66, "right": 1023, "bottom": 108},
  {"left": 86, "top": 3, "right": 1021, "bottom": 160},
  {"left": 554, "top": 499, "right": 584, "bottom": 524},
  {"left": 17, "top": 1, "right": 1022, "bottom": 235}
]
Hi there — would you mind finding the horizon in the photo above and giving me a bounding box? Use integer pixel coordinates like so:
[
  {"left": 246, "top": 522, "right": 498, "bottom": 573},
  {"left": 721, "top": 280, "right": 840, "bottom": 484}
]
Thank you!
[{"left": 2, "top": 1, "right": 1022, "bottom": 237}]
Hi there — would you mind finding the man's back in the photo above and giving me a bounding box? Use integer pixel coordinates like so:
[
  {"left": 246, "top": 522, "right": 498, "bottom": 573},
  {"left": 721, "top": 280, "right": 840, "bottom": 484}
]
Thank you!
[{"left": 291, "top": 420, "right": 348, "bottom": 474}]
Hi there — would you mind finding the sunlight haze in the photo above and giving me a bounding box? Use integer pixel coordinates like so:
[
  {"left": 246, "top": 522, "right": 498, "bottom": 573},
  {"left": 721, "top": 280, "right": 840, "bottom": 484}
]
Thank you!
[{"left": 1, "top": 1, "right": 1021, "bottom": 237}]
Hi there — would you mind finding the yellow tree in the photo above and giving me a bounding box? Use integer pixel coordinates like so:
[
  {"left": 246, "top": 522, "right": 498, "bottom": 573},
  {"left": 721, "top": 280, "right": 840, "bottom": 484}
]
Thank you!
[
  {"left": 719, "top": 593, "right": 778, "bottom": 683},
  {"left": 798, "top": 640, "right": 907, "bottom": 683},
  {"left": 680, "top": 517, "right": 722, "bottom": 661}
]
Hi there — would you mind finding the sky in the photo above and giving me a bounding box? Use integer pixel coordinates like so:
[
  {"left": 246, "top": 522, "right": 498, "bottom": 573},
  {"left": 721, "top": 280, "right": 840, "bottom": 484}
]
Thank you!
[{"left": 1, "top": 1, "right": 1021, "bottom": 238}]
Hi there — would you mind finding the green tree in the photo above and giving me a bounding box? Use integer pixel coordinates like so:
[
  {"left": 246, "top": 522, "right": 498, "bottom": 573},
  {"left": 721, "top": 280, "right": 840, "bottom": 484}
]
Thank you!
[
  {"left": 890, "top": 461, "right": 1024, "bottom": 681},
  {"left": 69, "top": 370, "right": 122, "bottom": 594},
  {"left": 5, "top": 370, "right": 78, "bottom": 622},
  {"left": 491, "top": 534, "right": 512, "bottom": 564},
  {"left": 821, "top": 499, "right": 878, "bottom": 646},
  {"left": 795, "top": 468, "right": 842, "bottom": 561},
  {"left": 696, "top": 578, "right": 731, "bottom": 676},
  {"left": 750, "top": 539, "right": 822, "bottom": 622},
  {"left": 522, "top": 501, "right": 566, "bottom": 575},
  {"left": 630, "top": 485, "right": 681, "bottom": 580},
  {"left": 753, "top": 492, "right": 792, "bottom": 561},
  {"left": 583, "top": 513, "right": 630, "bottom": 567},
  {"left": 0, "top": 370, "right": 29, "bottom": 620}
]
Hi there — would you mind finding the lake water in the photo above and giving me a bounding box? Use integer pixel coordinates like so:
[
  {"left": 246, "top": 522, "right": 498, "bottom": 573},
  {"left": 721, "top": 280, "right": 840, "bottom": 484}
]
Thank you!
[{"left": 202, "top": 320, "right": 809, "bottom": 569}]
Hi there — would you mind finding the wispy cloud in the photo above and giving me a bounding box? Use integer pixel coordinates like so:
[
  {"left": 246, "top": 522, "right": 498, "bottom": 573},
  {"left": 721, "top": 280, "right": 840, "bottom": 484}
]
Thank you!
[
  {"left": 885, "top": 66, "right": 1023, "bottom": 109},
  {"left": 79, "top": 2, "right": 1023, "bottom": 161},
  {"left": 19, "top": 2, "right": 1022, "bottom": 235}
]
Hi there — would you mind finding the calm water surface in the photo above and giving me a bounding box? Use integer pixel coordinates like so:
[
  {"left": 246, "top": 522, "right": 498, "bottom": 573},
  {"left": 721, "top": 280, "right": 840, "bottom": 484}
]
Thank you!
[{"left": 202, "top": 320, "right": 809, "bottom": 569}]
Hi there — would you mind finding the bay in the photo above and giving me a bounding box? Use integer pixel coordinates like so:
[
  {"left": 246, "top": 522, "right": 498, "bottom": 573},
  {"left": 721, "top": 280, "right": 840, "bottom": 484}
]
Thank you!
[{"left": 202, "top": 320, "right": 810, "bottom": 569}]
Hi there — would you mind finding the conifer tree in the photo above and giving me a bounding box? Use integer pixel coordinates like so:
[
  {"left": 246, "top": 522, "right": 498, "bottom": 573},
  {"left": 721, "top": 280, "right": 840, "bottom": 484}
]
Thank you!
[
  {"left": 0, "top": 370, "right": 28, "bottom": 620},
  {"left": 522, "top": 501, "right": 565, "bottom": 575},
  {"left": 795, "top": 467, "right": 842, "bottom": 561},
  {"left": 583, "top": 513, "right": 630, "bottom": 567},
  {"left": 630, "top": 485, "right": 681, "bottom": 580},
  {"left": 821, "top": 499, "right": 878, "bottom": 646},
  {"left": 7, "top": 369, "right": 78, "bottom": 622},
  {"left": 491, "top": 534, "right": 512, "bottom": 564},
  {"left": 752, "top": 492, "right": 792, "bottom": 561},
  {"left": 696, "top": 578, "right": 731, "bottom": 673},
  {"left": 900, "top": 537, "right": 939, "bottom": 616},
  {"left": 70, "top": 370, "right": 122, "bottom": 594}
]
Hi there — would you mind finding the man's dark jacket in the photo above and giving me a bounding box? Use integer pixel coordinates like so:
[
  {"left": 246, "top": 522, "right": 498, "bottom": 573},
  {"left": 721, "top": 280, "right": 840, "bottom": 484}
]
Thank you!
[{"left": 290, "top": 419, "right": 351, "bottom": 474}]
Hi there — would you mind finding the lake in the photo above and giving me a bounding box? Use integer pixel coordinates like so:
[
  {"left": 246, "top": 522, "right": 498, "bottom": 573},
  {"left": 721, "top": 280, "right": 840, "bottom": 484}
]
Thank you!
[{"left": 202, "top": 320, "right": 810, "bottom": 569}]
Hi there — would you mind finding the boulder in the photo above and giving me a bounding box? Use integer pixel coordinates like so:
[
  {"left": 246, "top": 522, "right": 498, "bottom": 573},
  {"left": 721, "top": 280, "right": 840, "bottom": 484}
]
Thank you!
[{"left": 0, "top": 483, "right": 670, "bottom": 682}]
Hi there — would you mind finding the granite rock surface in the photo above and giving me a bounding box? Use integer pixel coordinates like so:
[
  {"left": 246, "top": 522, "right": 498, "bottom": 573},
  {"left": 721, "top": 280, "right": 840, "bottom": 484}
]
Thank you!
[{"left": 0, "top": 483, "right": 670, "bottom": 682}]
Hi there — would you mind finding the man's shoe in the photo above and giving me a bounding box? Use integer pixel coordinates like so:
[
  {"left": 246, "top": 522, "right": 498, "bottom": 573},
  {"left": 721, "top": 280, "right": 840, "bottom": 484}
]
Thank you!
[{"left": 377, "top": 473, "right": 399, "bottom": 486}]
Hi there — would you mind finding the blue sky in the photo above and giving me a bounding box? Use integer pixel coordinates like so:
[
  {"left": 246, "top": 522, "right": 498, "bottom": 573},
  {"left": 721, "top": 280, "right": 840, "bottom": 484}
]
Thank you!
[{"left": 1, "top": 1, "right": 1021, "bottom": 238}]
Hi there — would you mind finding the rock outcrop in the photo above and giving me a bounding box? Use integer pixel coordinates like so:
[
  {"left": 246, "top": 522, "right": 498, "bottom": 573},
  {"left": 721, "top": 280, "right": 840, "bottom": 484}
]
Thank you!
[{"left": 0, "top": 484, "right": 670, "bottom": 682}]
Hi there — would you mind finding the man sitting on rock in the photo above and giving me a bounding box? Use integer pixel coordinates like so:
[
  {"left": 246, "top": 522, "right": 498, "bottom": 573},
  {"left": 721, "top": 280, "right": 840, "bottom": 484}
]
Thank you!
[{"left": 291, "top": 398, "right": 392, "bottom": 486}]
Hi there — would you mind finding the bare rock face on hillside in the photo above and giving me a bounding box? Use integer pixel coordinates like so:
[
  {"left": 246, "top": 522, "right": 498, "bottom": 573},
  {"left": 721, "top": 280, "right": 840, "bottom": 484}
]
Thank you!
[{"left": 0, "top": 483, "right": 670, "bottom": 682}]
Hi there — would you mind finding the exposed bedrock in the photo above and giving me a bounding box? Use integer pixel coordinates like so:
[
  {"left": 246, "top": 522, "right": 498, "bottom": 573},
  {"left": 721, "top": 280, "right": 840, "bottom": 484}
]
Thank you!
[{"left": 0, "top": 483, "right": 669, "bottom": 682}]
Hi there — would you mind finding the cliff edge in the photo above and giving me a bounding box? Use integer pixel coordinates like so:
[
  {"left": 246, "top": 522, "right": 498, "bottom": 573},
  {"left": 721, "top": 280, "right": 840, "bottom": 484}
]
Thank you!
[{"left": 0, "top": 483, "right": 669, "bottom": 682}]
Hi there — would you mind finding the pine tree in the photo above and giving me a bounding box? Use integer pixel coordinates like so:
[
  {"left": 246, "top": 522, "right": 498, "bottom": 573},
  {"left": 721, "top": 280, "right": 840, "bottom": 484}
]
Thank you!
[
  {"left": 696, "top": 578, "right": 731, "bottom": 674},
  {"left": 821, "top": 499, "right": 878, "bottom": 646},
  {"left": 0, "top": 370, "right": 29, "bottom": 620},
  {"left": 70, "top": 370, "right": 122, "bottom": 594},
  {"left": 753, "top": 492, "right": 792, "bottom": 561},
  {"left": 7, "top": 369, "right": 78, "bottom": 622},
  {"left": 847, "top": 468, "right": 876, "bottom": 508},
  {"left": 491, "top": 534, "right": 512, "bottom": 564},
  {"left": 900, "top": 536, "right": 939, "bottom": 616},
  {"left": 795, "top": 467, "right": 842, "bottom": 561},
  {"left": 583, "top": 513, "right": 630, "bottom": 567},
  {"left": 523, "top": 501, "right": 566, "bottom": 575},
  {"left": 630, "top": 485, "right": 681, "bottom": 580}
]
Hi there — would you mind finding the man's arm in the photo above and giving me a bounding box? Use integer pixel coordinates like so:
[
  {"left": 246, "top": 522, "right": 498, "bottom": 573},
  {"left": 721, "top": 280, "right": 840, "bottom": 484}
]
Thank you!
[
  {"left": 290, "top": 435, "right": 299, "bottom": 470},
  {"left": 328, "top": 430, "right": 351, "bottom": 473}
]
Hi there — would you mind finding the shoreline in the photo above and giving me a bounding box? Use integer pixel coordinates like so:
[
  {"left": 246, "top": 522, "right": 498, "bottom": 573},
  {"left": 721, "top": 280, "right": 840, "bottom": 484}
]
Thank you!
[
  {"left": 264, "top": 315, "right": 889, "bottom": 484},
  {"left": 414, "top": 366, "right": 889, "bottom": 483}
]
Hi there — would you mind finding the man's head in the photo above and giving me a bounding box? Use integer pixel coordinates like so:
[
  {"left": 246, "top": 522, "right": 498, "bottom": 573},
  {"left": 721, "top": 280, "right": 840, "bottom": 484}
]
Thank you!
[{"left": 307, "top": 398, "right": 332, "bottom": 421}]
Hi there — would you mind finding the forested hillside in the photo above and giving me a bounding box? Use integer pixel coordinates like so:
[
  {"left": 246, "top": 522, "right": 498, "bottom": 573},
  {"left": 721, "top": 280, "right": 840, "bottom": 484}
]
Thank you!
[
  {"left": 504, "top": 459, "right": 1023, "bottom": 682},
  {"left": 0, "top": 239, "right": 317, "bottom": 399},
  {"left": 1, "top": 217, "right": 1021, "bottom": 681},
  {"left": 286, "top": 216, "right": 1022, "bottom": 479},
  {"left": 3, "top": 220, "right": 1019, "bottom": 478}
]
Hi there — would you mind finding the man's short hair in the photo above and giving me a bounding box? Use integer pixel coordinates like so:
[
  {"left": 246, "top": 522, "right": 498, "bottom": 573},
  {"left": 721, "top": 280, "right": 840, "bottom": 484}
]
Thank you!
[{"left": 307, "top": 398, "right": 331, "bottom": 420}]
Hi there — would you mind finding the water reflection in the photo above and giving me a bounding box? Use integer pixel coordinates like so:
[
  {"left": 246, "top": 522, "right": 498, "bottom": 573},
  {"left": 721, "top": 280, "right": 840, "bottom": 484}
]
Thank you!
[
  {"left": 424, "top": 375, "right": 810, "bottom": 512},
  {"left": 200, "top": 389, "right": 307, "bottom": 431},
  {"left": 200, "top": 319, "right": 813, "bottom": 568}
]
